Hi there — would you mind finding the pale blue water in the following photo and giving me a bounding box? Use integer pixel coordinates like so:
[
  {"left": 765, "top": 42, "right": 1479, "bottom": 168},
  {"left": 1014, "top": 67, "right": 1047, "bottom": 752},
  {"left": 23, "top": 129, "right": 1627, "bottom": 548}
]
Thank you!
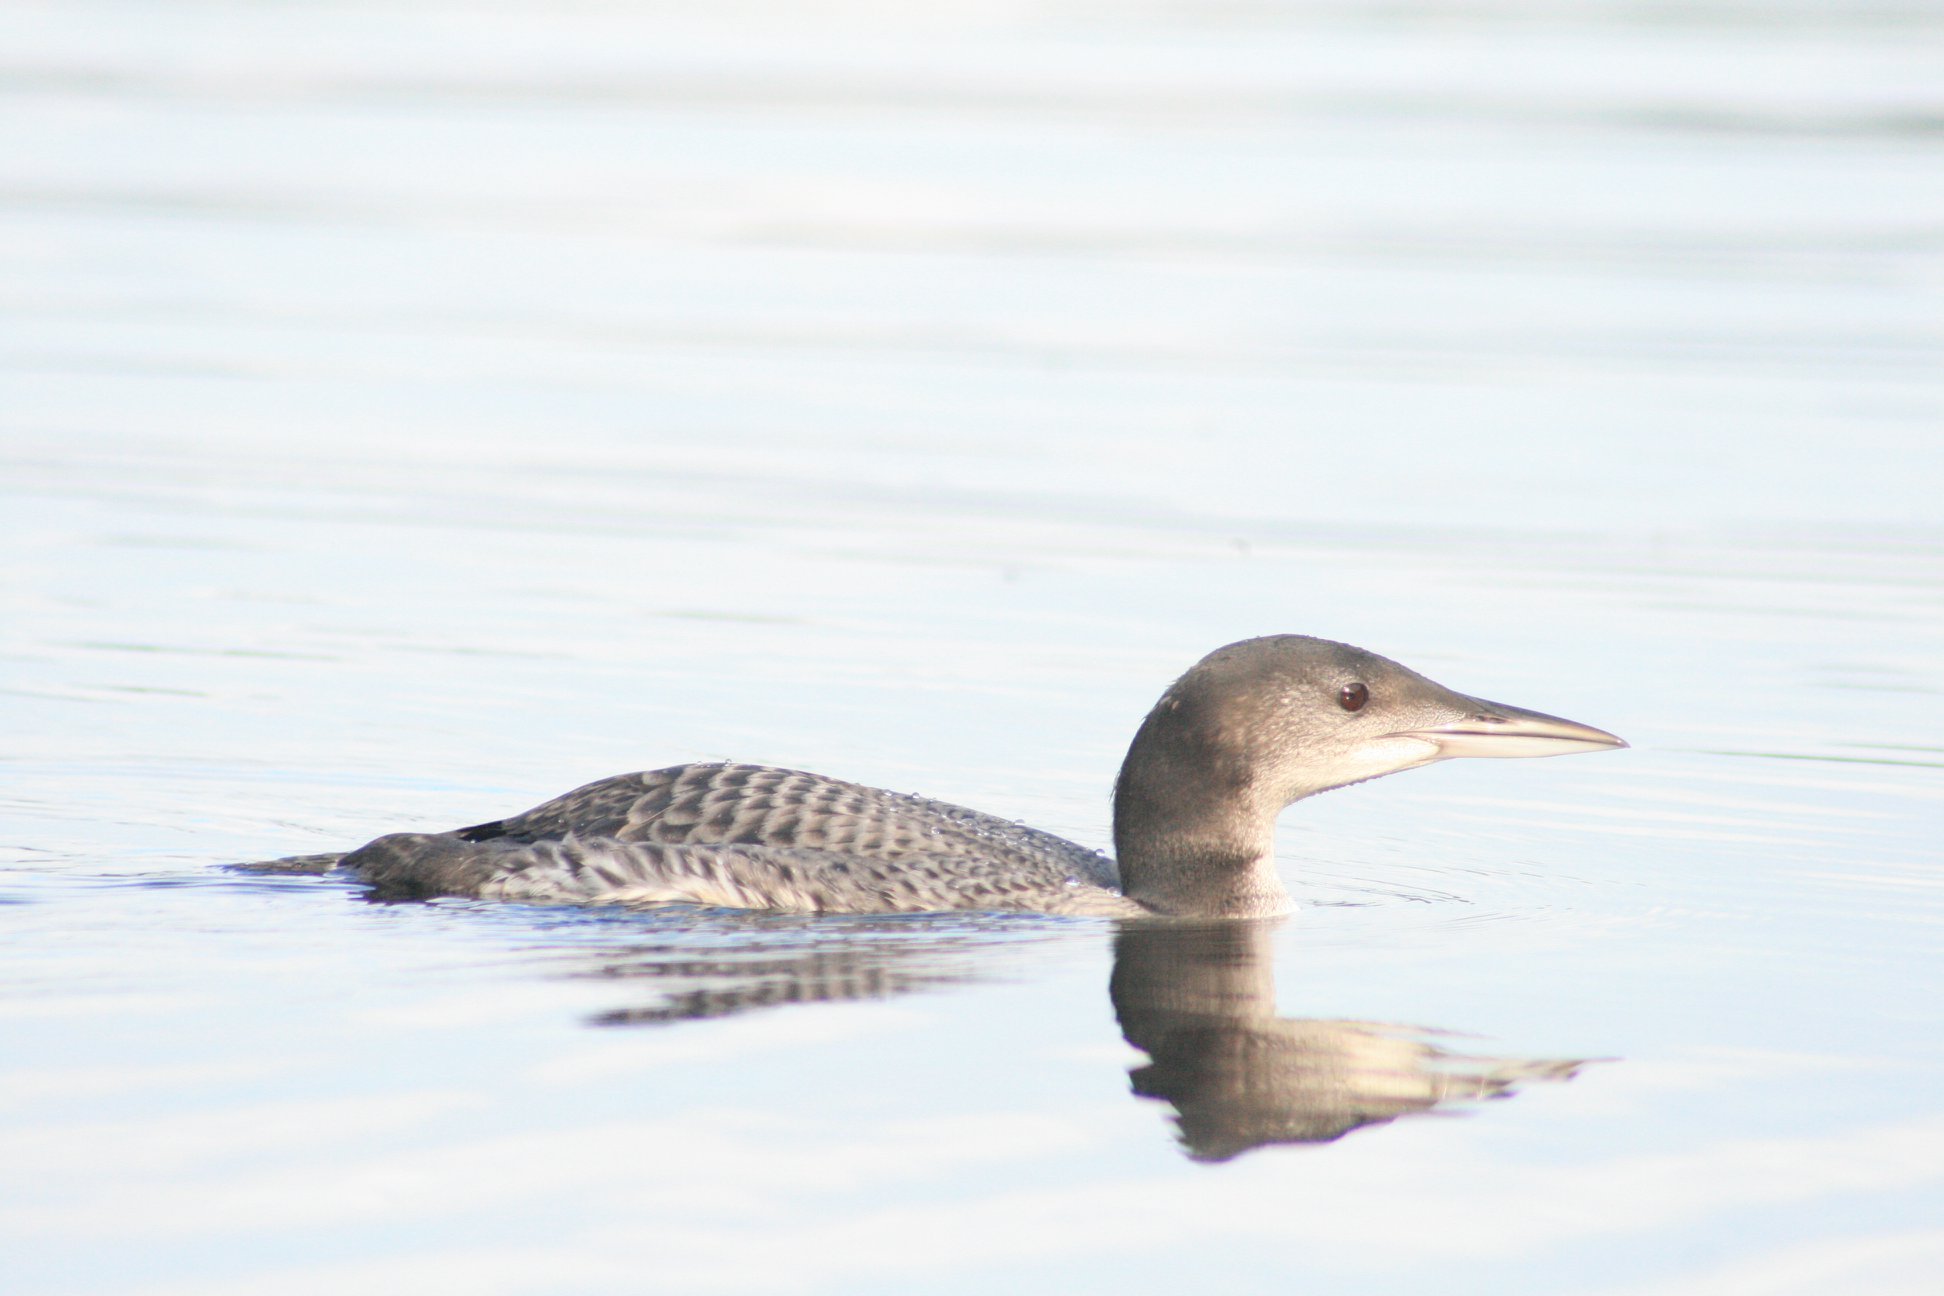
[{"left": 3, "top": 3, "right": 1943, "bottom": 1293}]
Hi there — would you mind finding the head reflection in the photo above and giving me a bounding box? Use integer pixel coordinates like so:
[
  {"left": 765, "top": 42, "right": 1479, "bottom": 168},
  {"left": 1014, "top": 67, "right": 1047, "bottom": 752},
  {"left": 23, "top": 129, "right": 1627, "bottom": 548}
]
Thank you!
[{"left": 1110, "top": 921, "right": 1590, "bottom": 1161}]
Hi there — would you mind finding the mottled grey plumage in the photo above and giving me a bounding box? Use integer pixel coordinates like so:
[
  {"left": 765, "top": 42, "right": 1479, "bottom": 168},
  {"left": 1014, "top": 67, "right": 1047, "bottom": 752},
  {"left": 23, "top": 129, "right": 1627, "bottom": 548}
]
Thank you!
[
  {"left": 274, "top": 635, "right": 1626, "bottom": 918},
  {"left": 343, "top": 762, "right": 1135, "bottom": 916}
]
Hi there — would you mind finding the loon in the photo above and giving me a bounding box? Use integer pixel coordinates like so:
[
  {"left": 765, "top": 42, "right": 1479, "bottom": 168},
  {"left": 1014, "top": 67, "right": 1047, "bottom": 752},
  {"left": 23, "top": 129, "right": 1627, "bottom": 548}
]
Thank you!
[{"left": 295, "top": 636, "right": 1623, "bottom": 919}]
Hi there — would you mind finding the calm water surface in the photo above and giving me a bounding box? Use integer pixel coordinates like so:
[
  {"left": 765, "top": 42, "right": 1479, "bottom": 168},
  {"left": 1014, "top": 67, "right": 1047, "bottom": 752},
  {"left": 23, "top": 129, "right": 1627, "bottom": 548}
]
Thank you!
[{"left": 3, "top": 2, "right": 1943, "bottom": 1293}]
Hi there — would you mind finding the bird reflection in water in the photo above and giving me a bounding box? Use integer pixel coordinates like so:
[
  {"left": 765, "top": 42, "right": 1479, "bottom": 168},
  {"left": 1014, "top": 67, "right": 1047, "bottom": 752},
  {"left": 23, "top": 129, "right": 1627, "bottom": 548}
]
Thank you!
[
  {"left": 576, "top": 912, "right": 1028, "bottom": 1028},
  {"left": 1111, "top": 921, "right": 1589, "bottom": 1161},
  {"left": 572, "top": 912, "right": 1594, "bottom": 1161}
]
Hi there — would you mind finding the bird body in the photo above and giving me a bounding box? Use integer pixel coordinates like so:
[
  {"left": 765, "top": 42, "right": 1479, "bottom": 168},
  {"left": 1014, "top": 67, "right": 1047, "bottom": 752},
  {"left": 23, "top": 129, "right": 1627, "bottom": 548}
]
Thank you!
[{"left": 347, "top": 762, "right": 1136, "bottom": 916}]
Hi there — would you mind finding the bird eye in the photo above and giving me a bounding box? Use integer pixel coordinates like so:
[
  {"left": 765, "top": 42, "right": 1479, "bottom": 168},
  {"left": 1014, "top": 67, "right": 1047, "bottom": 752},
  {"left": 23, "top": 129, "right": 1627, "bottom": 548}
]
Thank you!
[{"left": 1338, "top": 682, "right": 1369, "bottom": 712}]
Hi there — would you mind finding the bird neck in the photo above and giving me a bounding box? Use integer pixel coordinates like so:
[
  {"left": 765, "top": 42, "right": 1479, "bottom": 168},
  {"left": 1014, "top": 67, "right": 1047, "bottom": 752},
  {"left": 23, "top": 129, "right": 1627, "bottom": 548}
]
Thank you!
[{"left": 1111, "top": 741, "right": 1295, "bottom": 919}]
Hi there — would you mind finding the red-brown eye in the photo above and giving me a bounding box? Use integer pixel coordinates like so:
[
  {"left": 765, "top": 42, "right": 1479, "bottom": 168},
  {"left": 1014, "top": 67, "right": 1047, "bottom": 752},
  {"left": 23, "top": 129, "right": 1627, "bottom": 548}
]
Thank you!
[{"left": 1338, "top": 682, "right": 1369, "bottom": 712}]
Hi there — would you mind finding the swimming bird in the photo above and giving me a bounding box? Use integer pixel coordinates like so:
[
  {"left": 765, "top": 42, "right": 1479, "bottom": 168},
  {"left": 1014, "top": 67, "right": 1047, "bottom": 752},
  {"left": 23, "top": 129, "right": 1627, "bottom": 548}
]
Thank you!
[{"left": 302, "top": 636, "right": 1623, "bottom": 919}]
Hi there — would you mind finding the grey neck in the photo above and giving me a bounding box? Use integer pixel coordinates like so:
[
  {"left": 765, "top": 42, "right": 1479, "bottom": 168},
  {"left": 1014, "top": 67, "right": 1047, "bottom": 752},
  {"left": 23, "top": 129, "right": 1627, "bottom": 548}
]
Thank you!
[{"left": 1111, "top": 719, "right": 1296, "bottom": 918}]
